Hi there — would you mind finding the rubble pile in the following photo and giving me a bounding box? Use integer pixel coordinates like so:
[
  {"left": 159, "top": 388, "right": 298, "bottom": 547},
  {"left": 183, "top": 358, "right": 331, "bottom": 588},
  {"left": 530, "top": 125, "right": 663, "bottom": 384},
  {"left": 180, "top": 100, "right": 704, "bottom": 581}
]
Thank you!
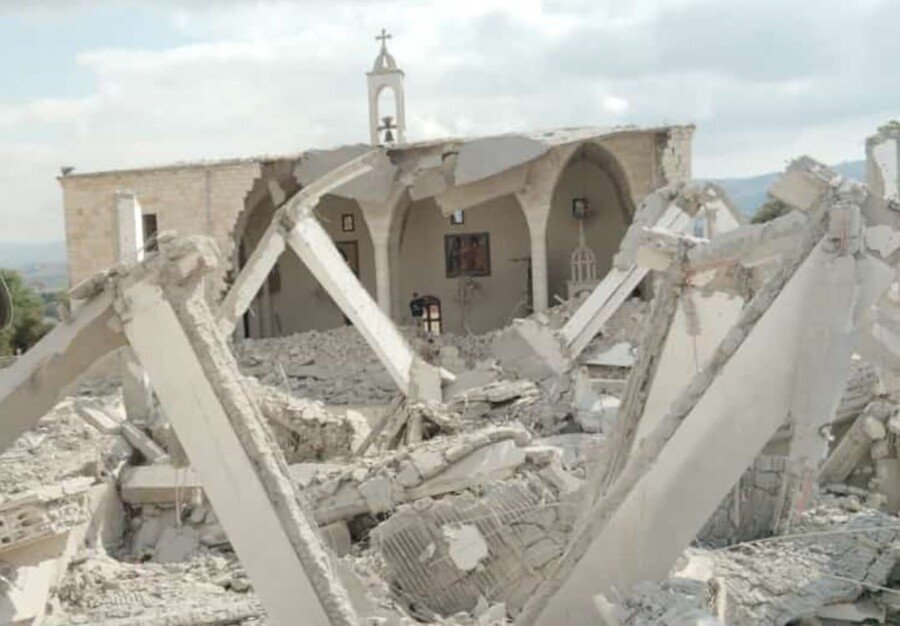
[
  {"left": 8, "top": 126, "right": 900, "bottom": 625},
  {"left": 612, "top": 493, "right": 900, "bottom": 625},
  {"left": 0, "top": 398, "right": 118, "bottom": 496},
  {"left": 49, "top": 552, "right": 262, "bottom": 625}
]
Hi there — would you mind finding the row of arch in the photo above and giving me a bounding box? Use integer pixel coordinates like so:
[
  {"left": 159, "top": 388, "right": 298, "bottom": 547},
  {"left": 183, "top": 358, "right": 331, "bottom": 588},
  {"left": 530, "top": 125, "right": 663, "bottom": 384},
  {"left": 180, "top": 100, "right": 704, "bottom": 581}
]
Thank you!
[{"left": 233, "top": 141, "right": 635, "bottom": 337}]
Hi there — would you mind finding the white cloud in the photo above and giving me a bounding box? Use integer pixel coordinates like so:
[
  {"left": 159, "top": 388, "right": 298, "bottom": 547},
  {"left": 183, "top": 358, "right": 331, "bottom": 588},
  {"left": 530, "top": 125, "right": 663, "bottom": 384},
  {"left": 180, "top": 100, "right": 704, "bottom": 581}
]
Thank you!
[
  {"left": 1, "top": 0, "right": 899, "bottom": 243},
  {"left": 601, "top": 95, "right": 629, "bottom": 116}
]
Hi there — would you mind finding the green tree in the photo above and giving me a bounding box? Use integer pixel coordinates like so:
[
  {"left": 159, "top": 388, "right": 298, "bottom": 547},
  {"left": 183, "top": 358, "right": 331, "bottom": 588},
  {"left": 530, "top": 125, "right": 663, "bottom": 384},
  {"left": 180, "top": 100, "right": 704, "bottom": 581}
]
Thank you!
[
  {"left": 751, "top": 199, "right": 791, "bottom": 224},
  {"left": 0, "top": 270, "right": 53, "bottom": 356}
]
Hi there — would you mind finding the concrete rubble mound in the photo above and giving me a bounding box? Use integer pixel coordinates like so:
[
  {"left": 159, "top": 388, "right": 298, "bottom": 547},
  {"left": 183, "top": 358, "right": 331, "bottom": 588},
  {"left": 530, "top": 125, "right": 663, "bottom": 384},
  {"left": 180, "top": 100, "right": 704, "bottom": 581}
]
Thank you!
[{"left": 7, "top": 123, "right": 900, "bottom": 626}]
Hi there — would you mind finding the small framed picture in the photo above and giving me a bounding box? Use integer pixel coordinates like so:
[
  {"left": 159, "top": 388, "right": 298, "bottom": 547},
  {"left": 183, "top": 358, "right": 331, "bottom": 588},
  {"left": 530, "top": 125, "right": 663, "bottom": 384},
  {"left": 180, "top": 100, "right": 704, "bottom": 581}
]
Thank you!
[
  {"left": 341, "top": 213, "right": 355, "bottom": 232},
  {"left": 450, "top": 209, "right": 465, "bottom": 225},
  {"left": 572, "top": 198, "right": 589, "bottom": 219}
]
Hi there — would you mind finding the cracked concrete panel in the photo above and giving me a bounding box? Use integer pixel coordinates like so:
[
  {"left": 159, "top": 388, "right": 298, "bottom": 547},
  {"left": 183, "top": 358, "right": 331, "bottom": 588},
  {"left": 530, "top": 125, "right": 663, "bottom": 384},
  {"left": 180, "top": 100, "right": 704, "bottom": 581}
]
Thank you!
[
  {"left": 293, "top": 145, "right": 397, "bottom": 204},
  {"left": 372, "top": 476, "right": 572, "bottom": 618},
  {"left": 453, "top": 135, "right": 548, "bottom": 186}
]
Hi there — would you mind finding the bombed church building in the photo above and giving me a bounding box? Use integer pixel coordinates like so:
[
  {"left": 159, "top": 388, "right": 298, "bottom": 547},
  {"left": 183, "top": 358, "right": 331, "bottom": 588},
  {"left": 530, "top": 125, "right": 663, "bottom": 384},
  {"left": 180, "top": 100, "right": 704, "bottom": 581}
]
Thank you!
[{"left": 59, "top": 34, "right": 711, "bottom": 338}]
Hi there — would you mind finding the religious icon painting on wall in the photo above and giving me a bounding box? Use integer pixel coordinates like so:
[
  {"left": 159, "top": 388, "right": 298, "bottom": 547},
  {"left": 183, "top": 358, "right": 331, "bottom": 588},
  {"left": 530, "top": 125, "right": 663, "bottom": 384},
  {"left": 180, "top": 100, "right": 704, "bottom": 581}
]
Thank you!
[
  {"left": 341, "top": 213, "right": 356, "bottom": 232},
  {"left": 444, "top": 233, "right": 491, "bottom": 278}
]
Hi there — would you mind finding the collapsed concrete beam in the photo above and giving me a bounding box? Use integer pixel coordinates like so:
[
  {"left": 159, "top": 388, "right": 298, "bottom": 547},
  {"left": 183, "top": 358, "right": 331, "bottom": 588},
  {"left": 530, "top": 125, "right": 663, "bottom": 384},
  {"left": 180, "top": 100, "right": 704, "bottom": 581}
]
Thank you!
[
  {"left": 119, "top": 239, "right": 360, "bottom": 626},
  {"left": 637, "top": 210, "right": 809, "bottom": 274},
  {"left": 523, "top": 206, "right": 892, "bottom": 625},
  {"left": 283, "top": 199, "right": 442, "bottom": 402},
  {"left": 0, "top": 290, "right": 125, "bottom": 454},
  {"left": 217, "top": 149, "right": 383, "bottom": 335},
  {"left": 560, "top": 202, "right": 691, "bottom": 360},
  {"left": 218, "top": 149, "right": 442, "bottom": 402}
]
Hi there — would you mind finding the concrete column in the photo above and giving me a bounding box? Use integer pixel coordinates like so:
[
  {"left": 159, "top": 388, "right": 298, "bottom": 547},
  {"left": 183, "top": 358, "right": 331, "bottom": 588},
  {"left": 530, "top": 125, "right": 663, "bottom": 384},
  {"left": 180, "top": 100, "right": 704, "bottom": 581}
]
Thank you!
[
  {"left": 115, "top": 191, "right": 143, "bottom": 264},
  {"left": 517, "top": 200, "right": 550, "bottom": 313},
  {"left": 515, "top": 148, "right": 574, "bottom": 314},
  {"left": 372, "top": 231, "right": 392, "bottom": 315},
  {"left": 114, "top": 191, "right": 153, "bottom": 424},
  {"left": 359, "top": 192, "right": 406, "bottom": 320}
]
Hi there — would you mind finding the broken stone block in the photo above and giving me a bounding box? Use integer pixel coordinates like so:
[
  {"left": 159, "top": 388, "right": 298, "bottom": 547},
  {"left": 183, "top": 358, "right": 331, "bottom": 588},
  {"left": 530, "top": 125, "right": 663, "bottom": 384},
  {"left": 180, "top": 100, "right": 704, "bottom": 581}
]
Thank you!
[
  {"left": 453, "top": 380, "right": 539, "bottom": 405},
  {"left": 821, "top": 404, "right": 891, "bottom": 485},
  {"left": 120, "top": 422, "right": 170, "bottom": 465},
  {"left": 408, "top": 440, "right": 527, "bottom": 499},
  {"left": 119, "top": 465, "right": 202, "bottom": 505},
  {"left": 358, "top": 476, "right": 394, "bottom": 514},
  {"left": 768, "top": 159, "right": 834, "bottom": 211},
  {"left": 73, "top": 402, "right": 123, "bottom": 435},
  {"left": 585, "top": 342, "right": 636, "bottom": 368},
  {"left": 154, "top": 526, "right": 200, "bottom": 563},
  {"left": 320, "top": 521, "right": 352, "bottom": 557},
  {"left": 409, "top": 448, "right": 447, "bottom": 481},
  {"left": 492, "top": 318, "right": 568, "bottom": 380}
]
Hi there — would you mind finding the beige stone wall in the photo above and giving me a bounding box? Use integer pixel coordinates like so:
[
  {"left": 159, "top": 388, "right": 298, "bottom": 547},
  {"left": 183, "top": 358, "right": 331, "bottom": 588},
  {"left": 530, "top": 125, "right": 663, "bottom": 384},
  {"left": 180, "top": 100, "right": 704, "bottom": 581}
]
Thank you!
[
  {"left": 61, "top": 161, "right": 261, "bottom": 287},
  {"left": 594, "top": 126, "right": 695, "bottom": 205},
  {"left": 397, "top": 195, "right": 531, "bottom": 333}
]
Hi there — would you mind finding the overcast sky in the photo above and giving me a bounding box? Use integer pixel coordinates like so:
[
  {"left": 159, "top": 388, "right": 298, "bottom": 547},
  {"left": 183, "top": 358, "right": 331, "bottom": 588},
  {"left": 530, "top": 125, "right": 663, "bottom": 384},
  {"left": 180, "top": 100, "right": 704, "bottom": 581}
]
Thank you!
[{"left": 0, "top": 0, "right": 897, "bottom": 243}]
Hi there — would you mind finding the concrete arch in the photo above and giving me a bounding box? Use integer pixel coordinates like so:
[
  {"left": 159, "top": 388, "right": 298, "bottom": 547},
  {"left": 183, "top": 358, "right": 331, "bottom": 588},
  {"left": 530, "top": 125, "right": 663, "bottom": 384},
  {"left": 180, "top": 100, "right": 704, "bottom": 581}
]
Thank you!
[
  {"left": 233, "top": 168, "right": 377, "bottom": 338},
  {"left": 392, "top": 194, "right": 532, "bottom": 333},
  {"left": 546, "top": 141, "right": 635, "bottom": 304}
]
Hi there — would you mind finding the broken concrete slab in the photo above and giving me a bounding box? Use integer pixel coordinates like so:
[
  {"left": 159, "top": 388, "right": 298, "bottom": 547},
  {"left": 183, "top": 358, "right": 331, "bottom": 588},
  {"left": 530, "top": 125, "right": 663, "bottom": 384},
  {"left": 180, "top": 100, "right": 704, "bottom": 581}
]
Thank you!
[
  {"left": 453, "top": 135, "right": 548, "bottom": 186},
  {"left": 119, "top": 464, "right": 202, "bottom": 505}
]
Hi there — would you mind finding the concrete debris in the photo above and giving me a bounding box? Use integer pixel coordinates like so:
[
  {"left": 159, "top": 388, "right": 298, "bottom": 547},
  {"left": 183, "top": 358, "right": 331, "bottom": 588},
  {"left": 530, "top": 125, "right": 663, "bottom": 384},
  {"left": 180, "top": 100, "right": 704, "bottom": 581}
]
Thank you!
[
  {"left": 612, "top": 495, "right": 900, "bottom": 625},
  {"left": 373, "top": 474, "right": 577, "bottom": 618},
  {"left": 9, "top": 121, "right": 900, "bottom": 626},
  {"left": 820, "top": 400, "right": 895, "bottom": 486},
  {"left": 0, "top": 478, "right": 93, "bottom": 553},
  {"left": 119, "top": 464, "right": 202, "bottom": 505}
]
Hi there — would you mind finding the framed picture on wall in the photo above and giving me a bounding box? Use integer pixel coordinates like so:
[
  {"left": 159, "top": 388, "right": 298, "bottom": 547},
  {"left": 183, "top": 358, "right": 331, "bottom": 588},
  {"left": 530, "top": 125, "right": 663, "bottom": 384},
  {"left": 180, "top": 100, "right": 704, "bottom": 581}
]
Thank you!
[
  {"left": 341, "top": 213, "right": 355, "bottom": 232},
  {"left": 450, "top": 209, "right": 465, "bottom": 225},
  {"left": 444, "top": 233, "right": 491, "bottom": 277},
  {"left": 572, "top": 198, "right": 589, "bottom": 219}
]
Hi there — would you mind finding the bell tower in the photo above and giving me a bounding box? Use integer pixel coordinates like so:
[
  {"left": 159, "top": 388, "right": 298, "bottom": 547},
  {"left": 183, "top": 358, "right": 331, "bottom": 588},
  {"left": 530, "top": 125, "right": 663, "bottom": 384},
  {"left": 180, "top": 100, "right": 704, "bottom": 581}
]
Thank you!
[{"left": 367, "top": 28, "right": 406, "bottom": 146}]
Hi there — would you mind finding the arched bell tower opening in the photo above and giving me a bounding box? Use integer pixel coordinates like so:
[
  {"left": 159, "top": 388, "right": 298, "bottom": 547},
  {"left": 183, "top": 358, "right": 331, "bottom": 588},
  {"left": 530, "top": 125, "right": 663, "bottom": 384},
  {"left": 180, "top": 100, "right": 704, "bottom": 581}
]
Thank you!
[{"left": 367, "top": 28, "right": 406, "bottom": 146}]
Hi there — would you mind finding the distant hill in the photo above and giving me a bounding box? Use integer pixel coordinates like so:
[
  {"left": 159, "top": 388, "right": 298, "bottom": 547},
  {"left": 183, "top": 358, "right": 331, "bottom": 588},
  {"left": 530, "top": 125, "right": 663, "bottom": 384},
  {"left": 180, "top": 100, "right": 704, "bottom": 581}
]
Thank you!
[
  {"left": 0, "top": 242, "right": 68, "bottom": 292},
  {"left": 710, "top": 160, "right": 865, "bottom": 218},
  {"left": 16, "top": 261, "right": 69, "bottom": 292},
  {"left": 0, "top": 241, "right": 67, "bottom": 268}
]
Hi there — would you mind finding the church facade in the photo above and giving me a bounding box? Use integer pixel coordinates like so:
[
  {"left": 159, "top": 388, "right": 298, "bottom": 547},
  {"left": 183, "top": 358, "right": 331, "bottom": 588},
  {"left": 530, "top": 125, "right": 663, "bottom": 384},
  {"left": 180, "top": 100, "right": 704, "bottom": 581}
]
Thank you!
[{"left": 60, "top": 34, "right": 707, "bottom": 337}]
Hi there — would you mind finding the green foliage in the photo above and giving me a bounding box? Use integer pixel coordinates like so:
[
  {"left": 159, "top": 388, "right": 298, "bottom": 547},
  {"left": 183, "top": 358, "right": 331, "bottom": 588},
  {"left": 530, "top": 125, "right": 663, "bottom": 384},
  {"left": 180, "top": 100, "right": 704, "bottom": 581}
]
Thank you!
[
  {"left": 751, "top": 199, "right": 791, "bottom": 224},
  {"left": 0, "top": 269, "right": 53, "bottom": 356},
  {"left": 40, "top": 290, "right": 70, "bottom": 321},
  {"left": 878, "top": 119, "right": 900, "bottom": 134}
]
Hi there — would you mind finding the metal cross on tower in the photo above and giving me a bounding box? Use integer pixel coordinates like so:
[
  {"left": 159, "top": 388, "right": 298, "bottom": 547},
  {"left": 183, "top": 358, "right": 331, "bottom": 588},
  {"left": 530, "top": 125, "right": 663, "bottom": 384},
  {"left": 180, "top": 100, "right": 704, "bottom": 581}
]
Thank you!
[{"left": 376, "top": 28, "right": 392, "bottom": 50}]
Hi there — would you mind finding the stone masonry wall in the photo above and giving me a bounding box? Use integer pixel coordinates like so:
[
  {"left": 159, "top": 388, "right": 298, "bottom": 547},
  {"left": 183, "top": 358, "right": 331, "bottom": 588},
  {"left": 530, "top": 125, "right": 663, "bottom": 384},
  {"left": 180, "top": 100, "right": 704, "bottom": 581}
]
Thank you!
[{"left": 61, "top": 160, "right": 261, "bottom": 287}]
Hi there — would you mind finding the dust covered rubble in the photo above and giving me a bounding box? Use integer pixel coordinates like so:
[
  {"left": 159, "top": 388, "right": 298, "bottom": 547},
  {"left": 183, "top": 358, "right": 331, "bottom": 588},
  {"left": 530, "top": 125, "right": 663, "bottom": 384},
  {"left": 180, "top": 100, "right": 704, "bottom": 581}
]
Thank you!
[
  {"left": 607, "top": 492, "right": 900, "bottom": 625},
  {"left": 232, "top": 325, "right": 497, "bottom": 406},
  {"left": 7, "top": 285, "right": 900, "bottom": 626}
]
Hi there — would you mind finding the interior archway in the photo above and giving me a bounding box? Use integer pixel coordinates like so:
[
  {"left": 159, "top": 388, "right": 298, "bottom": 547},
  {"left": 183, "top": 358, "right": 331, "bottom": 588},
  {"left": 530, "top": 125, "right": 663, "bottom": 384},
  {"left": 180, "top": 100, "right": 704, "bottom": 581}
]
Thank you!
[
  {"left": 546, "top": 142, "right": 635, "bottom": 304},
  {"left": 238, "top": 192, "right": 376, "bottom": 338},
  {"left": 394, "top": 195, "right": 531, "bottom": 334}
]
